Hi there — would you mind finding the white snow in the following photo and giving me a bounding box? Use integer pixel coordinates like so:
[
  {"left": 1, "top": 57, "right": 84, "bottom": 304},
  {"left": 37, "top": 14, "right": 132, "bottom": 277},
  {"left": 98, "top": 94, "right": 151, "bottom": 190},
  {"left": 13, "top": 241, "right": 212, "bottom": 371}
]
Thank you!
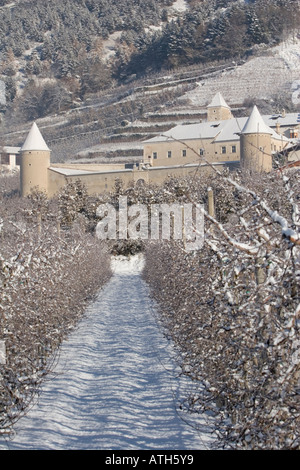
[
  {"left": 75, "top": 141, "right": 144, "bottom": 158},
  {"left": 0, "top": 255, "right": 216, "bottom": 450},
  {"left": 21, "top": 122, "right": 50, "bottom": 152},
  {"left": 0, "top": 80, "right": 5, "bottom": 106},
  {"left": 183, "top": 37, "right": 300, "bottom": 107},
  {"left": 273, "top": 37, "right": 300, "bottom": 72},
  {"left": 291, "top": 80, "right": 300, "bottom": 105},
  {"left": 171, "top": 0, "right": 188, "bottom": 14},
  {"left": 241, "top": 105, "right": 273, "bottom": 135},
  {"left": 102, "top": 31, "right": 122, "bottom": 62},
  {"left": 110, "top": 253, "right": 145, "bottom": 275}
]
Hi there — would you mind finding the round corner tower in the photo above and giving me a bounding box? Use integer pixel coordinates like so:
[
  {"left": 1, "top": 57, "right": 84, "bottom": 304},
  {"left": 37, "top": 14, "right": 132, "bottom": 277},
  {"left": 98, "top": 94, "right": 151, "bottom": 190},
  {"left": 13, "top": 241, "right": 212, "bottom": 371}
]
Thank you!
[
  {"left": 20, "top": 122, "right": 51, "bottom": 197},
  {"left": 240, "top": 106, "right": 272, "bottom": 173}
]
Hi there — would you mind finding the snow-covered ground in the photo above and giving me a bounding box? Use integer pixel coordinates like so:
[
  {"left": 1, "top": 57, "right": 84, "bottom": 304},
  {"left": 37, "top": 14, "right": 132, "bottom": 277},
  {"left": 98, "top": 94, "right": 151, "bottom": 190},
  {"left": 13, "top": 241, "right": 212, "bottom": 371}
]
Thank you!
[
  {"left": 0, "top": 80, "right": 5, "bottom": 106},
  {"left": 171, "top": 0, "right": 188, "bottom": 14},
  {"left": 184, "top": 37, "right": 300, "bottom": 107},
  {"left": 76, "top": 141, "right": 144, "bottom": 158},
  {"left": 0, "top": 255, "right": 216, "bottom": 450}
]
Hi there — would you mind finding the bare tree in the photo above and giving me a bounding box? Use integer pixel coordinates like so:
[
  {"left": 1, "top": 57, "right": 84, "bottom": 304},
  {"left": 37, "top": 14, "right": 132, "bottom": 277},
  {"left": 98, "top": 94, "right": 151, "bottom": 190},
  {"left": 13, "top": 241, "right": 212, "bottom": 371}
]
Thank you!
[
  {"left": 140, "top": 167, "right": 300, "bottom": 449},
  {"left": 0, "top": 180, "right": 111, "bottom": 434}
]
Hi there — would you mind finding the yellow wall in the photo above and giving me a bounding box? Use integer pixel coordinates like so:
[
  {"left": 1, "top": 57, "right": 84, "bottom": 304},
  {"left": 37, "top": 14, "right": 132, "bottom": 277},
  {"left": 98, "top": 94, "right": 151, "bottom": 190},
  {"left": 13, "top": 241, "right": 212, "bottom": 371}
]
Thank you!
[
  {"left": 48, "top": 168, "right": 135, "bottom": 197},
  {"left": 20, "top": 150, "right": 50, "bottom": 196},
  {"left": 46, "top": 163, "right": 230, "bottom": 197},
  {"left": 48, "top": 168, "right": 68, "bottom": 197},
  {"left": 207, "top": 106, "right": 232, "bottom": 122},
  {"left": 143, "top": 138, "right": 240, "bottom": 167},
  {"left": 50, "top": 163, "right": 126, "bottom": 172},
  {"left": 240, "top": 133, "right": 272, "bottom": 172}
]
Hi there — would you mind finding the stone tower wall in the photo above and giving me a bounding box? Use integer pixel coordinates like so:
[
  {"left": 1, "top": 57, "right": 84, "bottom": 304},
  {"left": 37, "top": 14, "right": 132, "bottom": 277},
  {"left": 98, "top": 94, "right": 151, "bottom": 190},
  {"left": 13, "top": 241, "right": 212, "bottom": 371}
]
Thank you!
[
  {"left": 207, "top": 106, "right": 232, "bottom": 121},
  {"left": 240, "top": 133, "right": 272, "bottom": 172},
  {"left": 20, "top": 150, "right": 50, "bottom": 196}
]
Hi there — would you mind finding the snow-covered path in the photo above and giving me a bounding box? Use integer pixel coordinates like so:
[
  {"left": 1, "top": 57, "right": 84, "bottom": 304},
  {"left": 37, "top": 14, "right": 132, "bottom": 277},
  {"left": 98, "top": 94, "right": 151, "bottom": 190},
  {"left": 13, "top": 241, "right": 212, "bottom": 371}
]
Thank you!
[{"left": 0, "top": 255, "right": 214, "bottom": 450}]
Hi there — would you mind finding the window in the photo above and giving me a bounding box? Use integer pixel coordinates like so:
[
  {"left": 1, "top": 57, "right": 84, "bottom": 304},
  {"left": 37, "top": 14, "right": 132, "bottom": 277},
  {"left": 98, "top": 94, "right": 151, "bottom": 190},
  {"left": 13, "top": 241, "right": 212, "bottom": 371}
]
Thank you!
[
  {"left": 221, "top": 146, "right": 226, "bottom": 154},
  {"left": 153, "top": 152, "right": 157, "bottom": 159},
  {"left": 199, "top": 148, "right": 204, "bottom": 156},
  {"left": 182, "top": 149, "right": 186, "bottom": 157},
  {"left": 290, "top": 129, "right": 298, "bottom": 138},
  {"left": 167, "top": 151, "right": 172, "bottom": 158},
  {"left": 231, "top": 145, "right": 236, "bottom": 153}
]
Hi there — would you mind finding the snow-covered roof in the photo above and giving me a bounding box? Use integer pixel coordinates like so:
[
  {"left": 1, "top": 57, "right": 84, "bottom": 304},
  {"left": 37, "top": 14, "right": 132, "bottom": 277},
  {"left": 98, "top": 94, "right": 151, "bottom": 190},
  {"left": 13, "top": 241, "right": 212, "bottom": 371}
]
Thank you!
[
  {"left": 144, "top": 120, "right": 231, "bottom": 143},
  {"left": 144, "top": 119, "right": 243, "bottom": 144},
  {"left": 49, "top": 167, "right": 133, "bottom": 176},
  {"left": 3, "top": 146, "right": 21, "bottom": 154},
  {"left": 241, "top": 106, "right": 273, "bottom": 135},
  {"left": 148, "top": 161, "right": 239, "bottom": 170},
  {"left": 21, "top": 122, "right": 50, "bottom": 152},
  {"left": 49, "top": 167, "right": 97, "bottom": 176},
  {"left": 207, "top": 92, "right": 230, "bottom": 109},
  {"left": 264, "top": 112, "right": 300, "bottom": 127},
  {"left": 144, "top": 107, "right": 291, "bottom": 144}
]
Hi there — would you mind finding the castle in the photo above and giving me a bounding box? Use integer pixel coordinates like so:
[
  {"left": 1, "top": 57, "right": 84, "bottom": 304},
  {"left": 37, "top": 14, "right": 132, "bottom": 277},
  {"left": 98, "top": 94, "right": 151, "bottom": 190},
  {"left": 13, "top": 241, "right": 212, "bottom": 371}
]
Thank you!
[{"left": 5, "top": 93, "right": 299, "bottom": 198}]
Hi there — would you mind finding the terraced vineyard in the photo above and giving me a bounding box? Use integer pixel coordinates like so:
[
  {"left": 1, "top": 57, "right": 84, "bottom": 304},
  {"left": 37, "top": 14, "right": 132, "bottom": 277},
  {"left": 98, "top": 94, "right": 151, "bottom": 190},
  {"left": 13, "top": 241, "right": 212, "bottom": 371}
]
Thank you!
[{"left": 1, "top": 36, "right": 299, "bottom": 165}]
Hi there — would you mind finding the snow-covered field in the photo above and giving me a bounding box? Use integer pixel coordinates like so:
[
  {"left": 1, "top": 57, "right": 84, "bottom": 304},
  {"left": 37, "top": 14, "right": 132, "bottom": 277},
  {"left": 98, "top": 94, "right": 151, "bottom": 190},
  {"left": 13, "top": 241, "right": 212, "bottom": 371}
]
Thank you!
[{"left": 0, "top": 255, "right": 215, "bottom": 450}]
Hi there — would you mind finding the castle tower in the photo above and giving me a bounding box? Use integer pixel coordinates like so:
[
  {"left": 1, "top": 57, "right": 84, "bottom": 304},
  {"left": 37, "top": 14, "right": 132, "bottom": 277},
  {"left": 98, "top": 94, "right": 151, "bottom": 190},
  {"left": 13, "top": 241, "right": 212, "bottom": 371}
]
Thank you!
[
  {"left": 207, "top": 92, "right": 232, "bottom": 121},
  {"left": 20, "top": 122, "right": 51, "bottom": 197},
  {"left": 240, "top": 106, "right": 272, "bottom": 173}
]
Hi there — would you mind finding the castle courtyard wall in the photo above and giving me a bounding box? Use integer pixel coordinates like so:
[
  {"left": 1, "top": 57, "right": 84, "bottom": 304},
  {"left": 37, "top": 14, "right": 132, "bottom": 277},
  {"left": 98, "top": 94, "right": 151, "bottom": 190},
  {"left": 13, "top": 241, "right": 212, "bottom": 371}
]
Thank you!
[{"left": 46, "top": 162, "right": 235, "bottom": 197}]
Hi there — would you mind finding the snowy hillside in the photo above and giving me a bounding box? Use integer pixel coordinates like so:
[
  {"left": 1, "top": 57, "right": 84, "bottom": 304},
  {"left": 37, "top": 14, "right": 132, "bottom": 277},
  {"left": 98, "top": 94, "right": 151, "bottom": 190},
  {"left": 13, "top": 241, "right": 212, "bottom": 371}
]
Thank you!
[
  {"left": 183, "top": 37, "right": 300, "bottom": 108},
  {"left": 63, "top": 36, "right": 300, "bottom": 163}
]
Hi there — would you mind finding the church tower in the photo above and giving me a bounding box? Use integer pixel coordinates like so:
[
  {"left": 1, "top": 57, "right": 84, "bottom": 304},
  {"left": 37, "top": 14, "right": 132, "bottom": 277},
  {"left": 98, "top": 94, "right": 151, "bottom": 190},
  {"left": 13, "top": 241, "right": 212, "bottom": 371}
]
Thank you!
[
  {"left": 207, "top": 92, "right": 232, "bottom": 121},
  {"left": 20, "top": 122, "right": 51, "bottom": 197},
  {"left": 240, "top": 106, "right": 272, "bottom": 173}
]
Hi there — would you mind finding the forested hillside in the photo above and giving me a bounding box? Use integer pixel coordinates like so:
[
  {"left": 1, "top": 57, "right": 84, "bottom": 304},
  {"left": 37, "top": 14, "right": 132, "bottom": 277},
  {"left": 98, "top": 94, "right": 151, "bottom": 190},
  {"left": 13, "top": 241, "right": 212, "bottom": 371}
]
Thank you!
[
  {"left": 0, "top": 0, "right": 299, "bottom": 123},
  {"left": 120, "top": 0, "right": 299, "bottom": 75},
  {"left": 0, "top": 0, "right": 173, "bottom": 113}
]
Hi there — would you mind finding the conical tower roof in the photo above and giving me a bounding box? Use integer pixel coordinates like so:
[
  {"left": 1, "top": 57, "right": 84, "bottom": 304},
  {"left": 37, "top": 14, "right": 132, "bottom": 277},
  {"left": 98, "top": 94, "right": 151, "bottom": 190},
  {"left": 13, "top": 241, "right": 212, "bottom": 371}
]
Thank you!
[
  {"left": 21, "top": 122, "right": 50, "bottom": 152},
  {"left": 207, "top": 92, "right": 230, "bottom": 109},
  {"left": 241, "top": 106, "right": 272, "bottom": 135}
]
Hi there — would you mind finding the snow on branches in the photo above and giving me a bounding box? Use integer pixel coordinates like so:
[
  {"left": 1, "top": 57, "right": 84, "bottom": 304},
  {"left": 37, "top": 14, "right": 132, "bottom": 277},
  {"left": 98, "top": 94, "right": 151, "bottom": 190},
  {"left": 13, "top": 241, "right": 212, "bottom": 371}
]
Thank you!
[
  {"left": 141, "top": 167, "right": 299, "bottom": 449},
  {"left": 0, "top": 180, "right": 111, "bottom": 434}
]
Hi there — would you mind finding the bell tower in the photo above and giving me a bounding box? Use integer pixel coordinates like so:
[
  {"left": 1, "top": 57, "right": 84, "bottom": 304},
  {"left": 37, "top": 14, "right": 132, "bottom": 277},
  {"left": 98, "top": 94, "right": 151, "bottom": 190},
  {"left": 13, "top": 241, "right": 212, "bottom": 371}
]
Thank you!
[
  {"left": 20, "top": 122, "right": 51, "bottom": 197},
  {"left": 207, "top": 92, "right": 232, "bottom": 121},
  {"left": 240, "top": 106, "right": 272, "bottom": 173}
]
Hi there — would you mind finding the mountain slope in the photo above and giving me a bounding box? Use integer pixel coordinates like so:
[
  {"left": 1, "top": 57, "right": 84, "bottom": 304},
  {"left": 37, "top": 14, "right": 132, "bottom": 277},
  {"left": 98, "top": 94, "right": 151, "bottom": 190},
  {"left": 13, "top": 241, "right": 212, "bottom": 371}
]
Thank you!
[
  {"left": 1, "top": 0, "right": 299, "bottom": 118},
  {"left": 0, "top": 1, "right": 299, "bottom": 164}
]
